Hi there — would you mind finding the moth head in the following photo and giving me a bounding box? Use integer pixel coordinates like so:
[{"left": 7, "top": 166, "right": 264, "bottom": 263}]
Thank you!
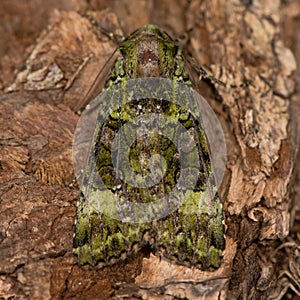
[{"left": 119, "top": 24, "right": 179, "bottom": 78}]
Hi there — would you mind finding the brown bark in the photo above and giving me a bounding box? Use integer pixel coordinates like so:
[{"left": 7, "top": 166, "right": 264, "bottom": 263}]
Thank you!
[{"left": 0, "top": 1, "right": 299, "bottom": 299}]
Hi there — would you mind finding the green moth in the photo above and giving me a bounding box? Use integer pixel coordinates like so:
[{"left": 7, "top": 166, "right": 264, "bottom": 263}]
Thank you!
[{"left": 73, "top": 24, "right": 225, "bottom": 270}]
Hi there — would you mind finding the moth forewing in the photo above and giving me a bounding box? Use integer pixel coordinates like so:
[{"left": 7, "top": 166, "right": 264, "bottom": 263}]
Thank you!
[{"left": 73, "top": 24, "right": 225, "bottom": 270}]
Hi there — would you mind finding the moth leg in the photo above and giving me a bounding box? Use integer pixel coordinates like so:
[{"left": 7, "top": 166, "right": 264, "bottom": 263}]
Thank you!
[{"left": 194, "top": 65, "right": 226, "bottom": 87}]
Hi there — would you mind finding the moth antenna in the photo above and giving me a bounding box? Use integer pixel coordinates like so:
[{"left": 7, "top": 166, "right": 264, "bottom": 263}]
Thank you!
[
  {"left": 100, "top": 27, "right": 125, "bottom": 44},
  {"left": 82, "top": 12, "right": 125, "bottom": 45}
]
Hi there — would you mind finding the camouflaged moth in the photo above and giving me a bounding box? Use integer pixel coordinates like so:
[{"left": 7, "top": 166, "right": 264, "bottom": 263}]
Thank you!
[{"left": 73, "top": 24, "right": 225, "bottom": 270}]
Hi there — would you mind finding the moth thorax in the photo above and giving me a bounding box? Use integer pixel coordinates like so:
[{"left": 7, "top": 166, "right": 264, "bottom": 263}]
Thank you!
[{"left": 137, "top": 39, "right": 161, "bottom": 77}]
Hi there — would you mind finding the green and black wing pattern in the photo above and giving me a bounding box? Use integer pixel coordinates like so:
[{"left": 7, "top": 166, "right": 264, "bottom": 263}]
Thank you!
[{"left": 73, "top": 24, "right": 225, "bottom": 270}]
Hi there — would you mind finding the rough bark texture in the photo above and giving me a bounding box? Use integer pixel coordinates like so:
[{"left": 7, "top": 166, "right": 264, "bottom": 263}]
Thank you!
[{"left": 0, "top": 0, "right": 299, "bottom": 299}]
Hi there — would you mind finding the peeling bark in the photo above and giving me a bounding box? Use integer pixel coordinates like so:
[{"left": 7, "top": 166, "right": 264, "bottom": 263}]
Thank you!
[{"left": 0, "top": 1, "right": 299, "bottom": 299}]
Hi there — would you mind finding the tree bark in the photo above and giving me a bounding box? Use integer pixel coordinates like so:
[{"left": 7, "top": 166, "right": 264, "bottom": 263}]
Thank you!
[{"left": 0, "top": 1, "right": 299, "bottom": 299}]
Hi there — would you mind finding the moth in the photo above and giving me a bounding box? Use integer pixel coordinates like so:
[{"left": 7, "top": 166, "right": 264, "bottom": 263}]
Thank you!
[{"left": 73, "top": 24, "right": 225, "bottom": 270}]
